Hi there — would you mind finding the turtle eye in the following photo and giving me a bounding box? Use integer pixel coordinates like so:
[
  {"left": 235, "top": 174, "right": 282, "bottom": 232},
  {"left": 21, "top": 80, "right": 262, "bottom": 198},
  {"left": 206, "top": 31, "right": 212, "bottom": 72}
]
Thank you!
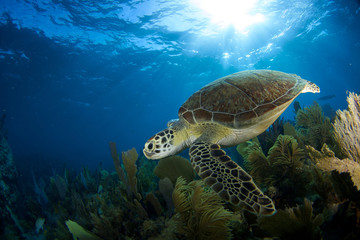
[{"left": 148, "top": 143, "right": 153, "bottom": 150}]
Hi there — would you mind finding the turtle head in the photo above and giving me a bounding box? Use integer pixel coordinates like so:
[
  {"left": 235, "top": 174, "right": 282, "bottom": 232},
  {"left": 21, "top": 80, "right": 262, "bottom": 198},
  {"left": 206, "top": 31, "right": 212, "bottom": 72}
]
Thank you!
[
  {"left": 143, "top": 126, "right": 185, "bottom": 159},
  {"left": 302, "top": 80, "right": 320, "bottom": 93}
]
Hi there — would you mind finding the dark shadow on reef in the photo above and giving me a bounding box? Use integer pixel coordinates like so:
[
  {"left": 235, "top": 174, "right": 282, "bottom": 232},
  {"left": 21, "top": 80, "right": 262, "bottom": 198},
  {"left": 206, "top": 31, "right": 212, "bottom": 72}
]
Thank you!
[{"left": 1, "top": 93, "right": 360, "bottom": 239}]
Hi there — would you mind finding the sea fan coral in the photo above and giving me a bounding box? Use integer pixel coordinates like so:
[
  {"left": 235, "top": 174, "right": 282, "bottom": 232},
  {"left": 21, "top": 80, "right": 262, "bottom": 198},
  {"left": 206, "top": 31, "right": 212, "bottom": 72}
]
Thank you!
[
  {"left": 122, "top": 148, "right": 139, "bottom": 198},
  {"left": 109, "top": 142, "right": 130, "bottom": 197},
  {"left": 109, "top": 143, "right": 141, "bottom": 199},
  {"left": 333, "top": 92, "right": 360, "bottom": 162},
  {"left": 154, "top": 155, "right": 195, "bottom": 184},
  {"left": 307, "top": 144, "right": 360, "bottom": 191}
]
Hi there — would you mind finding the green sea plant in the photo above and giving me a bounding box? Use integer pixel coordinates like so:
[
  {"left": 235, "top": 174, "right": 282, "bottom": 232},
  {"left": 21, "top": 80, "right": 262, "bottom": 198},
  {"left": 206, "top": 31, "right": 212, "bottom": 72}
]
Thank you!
[
  {"left": 91, "top": 200, "right": 151, "bottom": 240},
  {"left": 42, "top": 151, "right": 150, "bottom": 239},
  {"left": 159, "top": 177, "right": 174, "bottom": 215},
  {"left": 109, "top": 142, "right": 141, "bottom": 200},
  {"left": 14, "top": 143, "right": 185, "bottom": 240},
  {"left": 283, "top": 121, "right": 305, "bottom": 149},
  {"left": 0, "top": 118, "right": 19, "bottom": 227},
  {"left": 51, "top": 174, "right": 68, "bottom": 199},
  {"left": 238, "top": 135, "right": 311, "bottom": 205},
  {"left": 258, "top": 198, "right": 323, "bottom": 240},
  {"left": 172, "top": 177, "right": 233, "bottom": 240},
  {"left": 293, "top": 100, "right": 302, "bottom": 114},
  {"left": 237, "top": 139, "right": 270, "bottom": 185},
  {"left": 295, "top": 102, "right": 333, "bottom": 150},
  {"left": 109, "top": 142, "right": 130, "bottom": 197},
  {"left": 145, "top": 192, "right": 163, "bottom": 217},
  {"left": 77, "top": 167, "right": 99, "bottom": 193},
  {"left": 154, "top": 155, "right": 195, "bottom": 185},
  {"left": 307, "top": 166, "right": 338, "bottom": 205},
  {"left": 283, "top": 121, "right": 297, "bottom": 137},
  {"left": 267, "top": 135, "right": 311, "bottom": 203},
  {"left": 137, "top": 155, "right": 158, "bottom": 194},
  {"left": 122, "top": 148, "right": 139, "bottom": 198},
  {"left": 65, "top": 219, "right": 102, "bottom": 240},
  {"left": 268, "top": 134, "right": 305, "bottom": 178}
]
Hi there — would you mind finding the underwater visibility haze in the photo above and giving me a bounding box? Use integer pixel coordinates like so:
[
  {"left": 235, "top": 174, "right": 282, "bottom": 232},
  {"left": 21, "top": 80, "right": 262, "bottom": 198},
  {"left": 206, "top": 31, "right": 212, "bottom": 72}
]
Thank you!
[{"left": 1, "top": 0, "right": 360, "bottom": 239}]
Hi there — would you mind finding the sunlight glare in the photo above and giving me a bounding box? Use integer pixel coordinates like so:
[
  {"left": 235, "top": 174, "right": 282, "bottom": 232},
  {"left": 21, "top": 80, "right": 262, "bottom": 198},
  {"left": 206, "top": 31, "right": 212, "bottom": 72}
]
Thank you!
[{"left": 191, "top": 0, "right": 265, "bottom": 31}]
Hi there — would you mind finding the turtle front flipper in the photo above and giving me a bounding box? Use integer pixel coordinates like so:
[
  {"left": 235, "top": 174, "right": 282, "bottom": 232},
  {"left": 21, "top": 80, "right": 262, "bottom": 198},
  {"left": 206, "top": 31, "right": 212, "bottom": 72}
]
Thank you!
[{"left": 189, "top": 142, "right": 276, "bottom": 216}]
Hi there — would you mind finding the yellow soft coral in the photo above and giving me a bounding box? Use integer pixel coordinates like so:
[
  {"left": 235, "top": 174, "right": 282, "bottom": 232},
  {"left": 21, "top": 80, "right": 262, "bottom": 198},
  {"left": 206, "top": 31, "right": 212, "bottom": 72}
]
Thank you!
[
  {"left": 109, "top": 142, "right": 140, "bottom": 199},
  {"left": 307, "top": 144, "right": 360, "bottom": 190},
  {"left": 333, "top": 92, "right": 360, "bottom": 162},
  {"left": 122, "top": 148, "right": 139, "bottom": 197},
  {"left": 308, "top": 92, "right": 360, "bottom": 190}
]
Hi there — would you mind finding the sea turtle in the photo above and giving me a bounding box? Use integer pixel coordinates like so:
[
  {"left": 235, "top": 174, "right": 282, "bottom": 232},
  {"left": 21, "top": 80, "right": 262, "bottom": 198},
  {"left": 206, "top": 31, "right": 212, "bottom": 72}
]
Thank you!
[{"left": 143, "top": 70, "right": 320, "bottom": 215}]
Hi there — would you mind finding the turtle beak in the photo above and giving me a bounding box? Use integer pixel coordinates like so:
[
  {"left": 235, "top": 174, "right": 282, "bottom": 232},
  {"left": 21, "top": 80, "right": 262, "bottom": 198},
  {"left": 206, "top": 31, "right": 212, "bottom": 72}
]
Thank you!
[{"left": 143, "top": 149, "right": 156, "bottom": 159}]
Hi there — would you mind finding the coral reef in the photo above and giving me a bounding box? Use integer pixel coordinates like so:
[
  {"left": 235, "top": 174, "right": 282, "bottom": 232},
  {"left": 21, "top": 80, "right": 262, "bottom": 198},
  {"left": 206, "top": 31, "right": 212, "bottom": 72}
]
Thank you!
[
  {"left": 295, "top": 102, "right": 334, "bottom": 150},
  {"left": 321, "top": 103, "right": 337, "bottom": 120},
  {"left": 307, "top": 144, "right": 360, "bottom": 191},
  {"left": 293, "top": 100, "right": 302, "bottom": 114},
  {"left": 122, "top": 147, "right": 139, "bottom": 198},
  {"left": 172, "top": 177, "right": 233, "bottom": 240},
  {"left": 0, "top": 134, "right": 19, "bottom": 208},
  {"left": 4, "top": 96, "right": 360, "bottom": 239},
  {"left": 137, "top": 155, "right": 158, "bottom": 194},
  {"left": 258, "top": 198, "right": 323, "bottom": 239},
  {"left": 238, "top": 135, "right": 311, "bottom": 206},
  {"left": 283, "top": 121, "right": 297, "bottom": 137},
  {"left": 159, "top": 177, "right": 174, "bottom": 215},
  {"left": 307, "top": 93, "right": 360, "bottom": 190},
  {"left": 109, "top": 142, "right": 134, "bottom": 199},
  {"left": 0, "top": 116, "right": 19, "bottom": 206},
  {"left": 237, "top": 139, "right": 270, "bottom": 185},
  {"left": 267, "top": 135, "right": 305, "bottom": 180},
  {"left": 0, "top": 114, "right": 20, "bottom": 238},
  {"left": 257, "top": 117, "right": 285, "bottom": 154},
  {"left": 38, "top": 145, "right": 185, "bottom": 240}
]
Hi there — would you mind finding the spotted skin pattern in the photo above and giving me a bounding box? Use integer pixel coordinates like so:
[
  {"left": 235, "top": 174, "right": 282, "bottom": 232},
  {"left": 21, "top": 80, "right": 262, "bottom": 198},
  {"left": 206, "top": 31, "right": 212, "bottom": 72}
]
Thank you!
[{"left": 189, "top": 142, "right": 276, "bottom": 216}]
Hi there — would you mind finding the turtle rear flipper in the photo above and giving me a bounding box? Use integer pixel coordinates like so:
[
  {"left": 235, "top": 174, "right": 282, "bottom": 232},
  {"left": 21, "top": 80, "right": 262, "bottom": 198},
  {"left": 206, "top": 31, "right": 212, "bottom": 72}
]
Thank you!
[{"left": 189, "top": 142, "right": 276, "bottom": 216}]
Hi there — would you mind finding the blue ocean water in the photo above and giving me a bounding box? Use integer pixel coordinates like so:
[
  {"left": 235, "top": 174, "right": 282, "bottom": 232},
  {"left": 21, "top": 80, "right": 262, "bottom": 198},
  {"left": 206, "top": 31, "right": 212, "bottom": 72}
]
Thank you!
[
  {"left": 0, "top": 0, "right": 358, "bottom": 170},
  {"left": 1, "top": 0, "right": 358, "bottom": 171}
]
